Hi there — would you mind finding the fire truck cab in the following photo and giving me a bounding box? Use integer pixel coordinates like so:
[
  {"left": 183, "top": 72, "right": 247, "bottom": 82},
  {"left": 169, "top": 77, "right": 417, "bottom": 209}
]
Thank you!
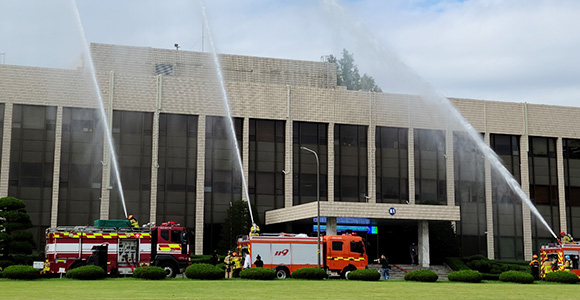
[
  {"left": 44, "top": 220, "right": 191, "bottom": 277},
  {"left": 237, "top": 232, "right": 368, "bottom": 279}
]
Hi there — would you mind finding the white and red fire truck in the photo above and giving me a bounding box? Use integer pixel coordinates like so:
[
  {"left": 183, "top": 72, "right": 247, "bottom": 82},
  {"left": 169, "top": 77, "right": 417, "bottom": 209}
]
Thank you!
[
  {"left": 44, "top": 220, "right": 192, "bottom": 277},
  {"left": 237, "top": 232, "right": 368, "bottom": 278},
  {"left": 540, "top": 242, "right": 580, "bottom": 277}
]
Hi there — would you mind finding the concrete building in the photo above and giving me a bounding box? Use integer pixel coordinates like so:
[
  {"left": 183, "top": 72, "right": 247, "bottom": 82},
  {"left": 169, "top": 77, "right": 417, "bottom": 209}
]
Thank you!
[{"left": 1, "top": 43, "right": 579, "bottom": 265}]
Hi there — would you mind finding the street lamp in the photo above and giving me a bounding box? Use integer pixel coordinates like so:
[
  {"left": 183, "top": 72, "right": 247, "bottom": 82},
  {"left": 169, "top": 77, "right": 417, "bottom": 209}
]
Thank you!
[{"left": 300, "top": 146, "right": 321, "bottom": 268}]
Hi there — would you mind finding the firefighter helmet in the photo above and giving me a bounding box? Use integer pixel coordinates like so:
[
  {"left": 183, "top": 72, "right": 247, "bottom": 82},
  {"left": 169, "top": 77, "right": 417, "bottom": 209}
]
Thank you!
[
  {"left": 532, "top": 254, "right": 538, "bottom": 259},
  {"left": 561, "top": 231, "right": 566, "bottom": 235},
  {"left": 566, "top": 255, "right": 571, "bottom": 260}
]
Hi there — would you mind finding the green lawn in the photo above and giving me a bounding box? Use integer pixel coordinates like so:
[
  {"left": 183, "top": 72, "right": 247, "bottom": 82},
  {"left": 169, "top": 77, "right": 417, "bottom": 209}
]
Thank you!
[{"left": 2, "top": 278, "right": 580, "bottom": 300}]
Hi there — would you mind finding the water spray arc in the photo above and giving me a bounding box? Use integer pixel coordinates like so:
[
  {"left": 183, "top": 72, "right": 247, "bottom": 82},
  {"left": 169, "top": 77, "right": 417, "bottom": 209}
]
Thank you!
[
  {"left": 71, "top": 0, "right": 128, "bottom": 218},
  {"left": 199, "top": 0, "right": 255, "bottom": 224},
  {"left": 320, "top": 0, "right": 557, "bottom": 241}
]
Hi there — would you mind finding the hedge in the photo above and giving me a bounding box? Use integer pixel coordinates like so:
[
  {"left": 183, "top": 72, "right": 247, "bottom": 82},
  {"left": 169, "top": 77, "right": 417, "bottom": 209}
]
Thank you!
[
  {"left": 346, "top": 269, "right": 380, "bottom": 281},
  {"left": 240, "top": 268, "right": 276, "bottom": 280},
  {"left": 2, "top": 265, "right": 40, "bottom": 280},
  {"left": 448, "top": 270, "right": 483, "bottom": 283},
  {"left": 481, "top": 273, "right": 500, "bottom": 281},
  {"left": 291, "top": 267, "right": 327, "bottom": 280},
  {"left": 498, "top": 271, "right": 534, "bottom": 284},
  {"left": 184, "top": 263, "right": 223, "bottom": 280},
  {"left": 133, "top": 266, "right": 167, "bottom": 280},
  {"left": 404, "top": 269, "right": 438, "bottom": 282},
  {"left": 544, "top": 271, "right": 578, "bottom": 284},
  {"left": 66, "top": 265, "right": 106, "bottom": 280}
]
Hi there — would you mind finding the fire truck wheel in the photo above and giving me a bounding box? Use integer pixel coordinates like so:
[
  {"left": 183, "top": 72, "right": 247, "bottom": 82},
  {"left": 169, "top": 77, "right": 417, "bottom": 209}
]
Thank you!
[
  {"left": 341, "top": 266, "right": 356, "bottom": 280},
  {"left": 160, "top": 262, "right": 178, "bottom": 278},
  {"left": 275, "top": 267, "right": 290, "bottom": 279}
]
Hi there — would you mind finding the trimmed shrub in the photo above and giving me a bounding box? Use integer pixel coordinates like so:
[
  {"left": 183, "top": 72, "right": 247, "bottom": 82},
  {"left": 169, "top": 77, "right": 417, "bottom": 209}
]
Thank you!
[
  {"left": 240, "top": 268, "right": 276, "bottom": 280},
  {"left": 184, "top": 263, "right": 223, "bottom": 280},
  {"left": 347, "top": 269, "right": 380, "bottom": 281},
  {"left": 2, "top": 265, "right": 40, "bottom": 280},
  {"left": 448, "top": 270, "right": 483, "bottom": 283},
  {"left": 133, "top": 266, "right": 167, "bottom": 280},
  {"left": 498, "top": 271, "right": 534, "bottom": 284},
  {"left": 404, "top": 269, "right": 438, "bottom": 282},
  {"left": 481, "top": 273, "right": 500, "bottom": 281},
  {"left": 291, "top": 267, "right": 327, "bottom": 280},
  {"left": 466, "top": 259, "right": 491, "bottom": 273},
  {"left": 445, "top": 257, "right": 470, "bottom": 271},
  {"left": 465, "top": 255, "right": 487, "bottom": 262},
  {"left": 66, "top": 265, "right": 106, "bottom": 280},
  {"left": 544, "top": 271, "right": 578, "bottom": 284},
  {"left": 190, "top": 255, "right": 212, "bottom": 264}
]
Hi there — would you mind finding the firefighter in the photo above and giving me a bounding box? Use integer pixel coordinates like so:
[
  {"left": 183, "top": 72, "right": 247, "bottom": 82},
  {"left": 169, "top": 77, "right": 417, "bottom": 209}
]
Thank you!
[
  {"left": 250, "top": 223, "right": 260, "bottom": 236},
  {"left": 560, "top": 231, "right": 573, "bottom": 244},
  {"left": 541, "top": 257, "right": 552, "bottom": 278},
  {"left": 232, "top": 252, "right": 242, "bottom": 277},
  {"left": 224, "top": 251, "right": 233, "bottom": 278},
  {"left": 128, "top": 215, "right": 139, "bottom": 228},
  {"left": 564, "top": 255, "right": 572, "bottom": 271},
  {"left": 210, "top": 250, "right": 220, "bottom": 266},
  {"left": 529, "top": 254, "right": 540, "bottom": 280}
]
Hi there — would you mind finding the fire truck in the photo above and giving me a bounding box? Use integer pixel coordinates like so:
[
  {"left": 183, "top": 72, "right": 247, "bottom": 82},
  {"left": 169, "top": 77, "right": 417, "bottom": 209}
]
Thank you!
[
  {"left": 540, "top": 242, "right": 580, "bottom": 277},
  {"left": 44, "top": 220, "right": 192, "bottom": 277},
  {"left": 237, "top": 232, "right": 368, "bottom": 279}
]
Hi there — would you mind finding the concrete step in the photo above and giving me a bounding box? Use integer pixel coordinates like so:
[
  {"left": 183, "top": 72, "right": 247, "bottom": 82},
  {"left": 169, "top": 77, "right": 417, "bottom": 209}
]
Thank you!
[{"left": 368, "top": 263, "right": 453, "bottom": 280}]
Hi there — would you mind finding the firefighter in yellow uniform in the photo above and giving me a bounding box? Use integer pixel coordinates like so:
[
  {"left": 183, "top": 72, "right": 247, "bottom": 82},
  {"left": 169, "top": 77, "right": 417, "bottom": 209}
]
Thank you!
[
  {"left": 564, "top": 255, "right": 572, "bottom": 271},
  {"left": 224, "top": 251, "right": 233, "bottom": 278},
  {"left": 128, "top": 215, "right": 139, "bottom": 228},
  {"left": 541, "top": 257, "right": 552, "bottom": 278},
  {"left": 250, "top": 223, "right": 260, "bottom": 236},
  {"left": 232, "top": 252, "right": 242, "bottom": 278}
]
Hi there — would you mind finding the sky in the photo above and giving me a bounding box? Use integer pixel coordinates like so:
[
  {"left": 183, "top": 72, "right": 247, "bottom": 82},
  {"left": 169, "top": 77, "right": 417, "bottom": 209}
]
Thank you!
[{"left": 1, "top": 0, "right": 579, "bottom": 107}]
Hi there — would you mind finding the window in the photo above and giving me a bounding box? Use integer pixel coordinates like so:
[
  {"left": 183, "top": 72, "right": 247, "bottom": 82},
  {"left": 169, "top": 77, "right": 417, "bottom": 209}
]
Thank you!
[
  {"left": 350, "top": 241, "right": 365, "bottom": 254},
  {"left": 155, "top": 64, "right": 174, "bottom": 76},
  {"left": 332, "top": 241, "right": 343, "bottom": 251}
]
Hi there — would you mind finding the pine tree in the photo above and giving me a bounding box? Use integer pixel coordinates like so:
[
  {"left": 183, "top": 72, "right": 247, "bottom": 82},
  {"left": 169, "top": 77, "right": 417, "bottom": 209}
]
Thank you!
[
  {"left": 326, "top": 49, "right": 382, "bottom": 92},
  {"left": 0, "top": 197, "right": 35, "bottom": 265}
]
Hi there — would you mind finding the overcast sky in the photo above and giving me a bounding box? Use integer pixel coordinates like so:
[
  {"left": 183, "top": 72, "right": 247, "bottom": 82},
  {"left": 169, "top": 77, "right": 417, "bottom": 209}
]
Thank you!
[{"left": 1, "top": 0, "right": 579, "bottom": 107}]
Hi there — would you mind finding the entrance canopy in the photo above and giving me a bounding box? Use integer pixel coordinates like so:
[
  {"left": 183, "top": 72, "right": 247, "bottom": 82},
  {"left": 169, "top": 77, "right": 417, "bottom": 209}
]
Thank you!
[{"left": 265, "top": 202, "right": 460, "bottom": 225}]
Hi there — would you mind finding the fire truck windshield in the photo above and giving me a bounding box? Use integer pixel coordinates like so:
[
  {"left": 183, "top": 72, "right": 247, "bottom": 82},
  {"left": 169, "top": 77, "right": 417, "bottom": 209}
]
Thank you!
[{"left": 350, "top": 241, "right": 365, "bottom": 255}]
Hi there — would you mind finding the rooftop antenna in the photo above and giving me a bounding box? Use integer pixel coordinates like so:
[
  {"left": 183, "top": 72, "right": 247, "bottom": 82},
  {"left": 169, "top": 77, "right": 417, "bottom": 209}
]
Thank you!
[{"left": 174, "top": 44, "right": 180, "bottom": 50}]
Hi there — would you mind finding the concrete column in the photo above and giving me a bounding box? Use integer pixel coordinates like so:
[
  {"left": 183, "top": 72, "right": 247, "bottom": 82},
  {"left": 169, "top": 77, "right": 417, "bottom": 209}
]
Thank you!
[
  {"left": 408, "top": 128, "right": 415, "bottom": 204},
  {"left": 327, "top": 216, "right": 337, "bottom": 236},
  {"left": 284, "top": 119, "right": 293, "bottom": 208},
  {"left": 149, "top": 75, "right": 162, "bottom": 225},
  {"left": 446, "top": 129, "right": 455, "bottom": 206},
  {"left": 484, "top": 133, "right": 495, "bottom": 259},
  {"left": 418, "top": 220, "right": 430, "bottom": 267},
  {"left": 195, "top": 115, "right": 207, "bottom": 255},
  {"left": 0, "top": 103, "right": 13, "bottom": 197},
  {"left": 242, "top": 117, "right": 250, "bottom": 203},
  {"left": 368, "top": 92, "right": 376, "bottom": 203},
  {"left": 556, "top": 137, "right": 567, "bottom": 232},
  {"left": 520, "top": 135, "right": 532, "bottom": 259},
  {"left": 50, "top": 106, "right": 63, "bottom": 227},
  {"left": 99, "top": 71, "right": 115, "bottom": 220},
  {"left": 328, "top": 123, "right": 335, "bottom": 202}
]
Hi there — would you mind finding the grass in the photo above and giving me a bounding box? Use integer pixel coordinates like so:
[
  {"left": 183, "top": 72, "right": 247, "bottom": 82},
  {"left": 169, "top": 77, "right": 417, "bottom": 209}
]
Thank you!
[{"left": 2, "top": 278, "right": 580, "bottom": 300}]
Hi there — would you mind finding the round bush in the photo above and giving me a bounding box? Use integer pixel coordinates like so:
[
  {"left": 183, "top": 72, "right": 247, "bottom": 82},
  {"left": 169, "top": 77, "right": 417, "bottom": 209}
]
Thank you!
[
  {"left": 404, "top": 269, "right": 438, "bottom": 282},
  {"left": 184, "top": 263, "right": 223, "bottom": 280},
  {"left": 133, "top": 266, "right": 167, "bottom": 280},
  {"left": 291, "top": 267, "right": 327, "bottom": 280},
  {"left": 240, "top": 268, "right": 276, "bottom": 280},
  {"left": 448, "top": 270, "right": 483, "bottom": 283},
  {"left": 498, "top": 271, "right": 534, "bottom": 284},
  {"left": 346, "top": 269, "right": 380, "bottom": 281},
  {"left": 66, "top": 265, "right": 106, "bottom": 280},
  {"left": 544, "top": 271, "right": 578, "bottom": 284},
  {"left": 2, "top": 265, "right": 40, "bottom": 280}
]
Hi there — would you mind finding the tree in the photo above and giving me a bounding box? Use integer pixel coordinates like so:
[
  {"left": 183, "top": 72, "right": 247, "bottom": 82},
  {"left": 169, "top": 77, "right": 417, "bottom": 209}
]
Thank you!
[
  {"left": 218, "top": 200, "right": 259, "bottom": 252},
  {"left": 326, "top": 49, "right": 382, "bottom": 92},
  {"left": 0, "top": 197, "right": 35, "bottom": 263}
]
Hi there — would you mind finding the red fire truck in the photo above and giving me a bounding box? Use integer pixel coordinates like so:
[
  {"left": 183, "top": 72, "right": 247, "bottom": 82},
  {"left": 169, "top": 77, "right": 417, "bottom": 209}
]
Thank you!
[
  {"left": 540, "top": 242, "right": 580, "bottom": 277},
  {"left": 237, "top": 232, "right": 368, "bottom": 279},
  {"left": 44, "top": 220, "right": 192, "bottom": 277}
]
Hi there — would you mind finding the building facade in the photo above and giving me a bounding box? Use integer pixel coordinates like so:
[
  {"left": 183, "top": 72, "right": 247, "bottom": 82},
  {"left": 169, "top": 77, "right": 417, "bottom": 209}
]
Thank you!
[{"left": 1, "top": 44, "right": 579, "bottom": 264}]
